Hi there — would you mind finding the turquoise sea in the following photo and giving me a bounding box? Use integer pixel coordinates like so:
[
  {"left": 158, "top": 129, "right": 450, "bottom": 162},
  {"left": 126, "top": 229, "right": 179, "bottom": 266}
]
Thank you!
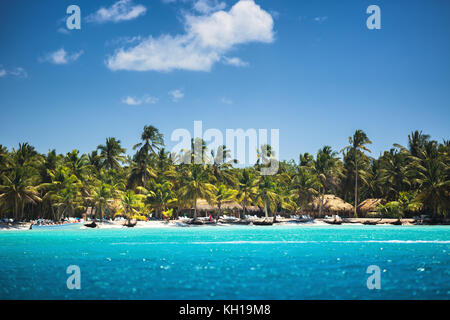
[{"left": 0, "top": 225, "right": 449, "bottom": 300}]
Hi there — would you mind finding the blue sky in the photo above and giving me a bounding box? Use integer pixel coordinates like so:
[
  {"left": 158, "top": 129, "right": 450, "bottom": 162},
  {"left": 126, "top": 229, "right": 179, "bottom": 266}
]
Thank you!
[{"left": 0, "top": 0, "right": 449, "bottom": 162}]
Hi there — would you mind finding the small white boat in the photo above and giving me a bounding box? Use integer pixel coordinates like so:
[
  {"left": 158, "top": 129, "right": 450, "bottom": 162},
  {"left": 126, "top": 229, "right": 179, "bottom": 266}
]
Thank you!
[{"left": 30, "top": 222, "right": 83, "bottom": 230}]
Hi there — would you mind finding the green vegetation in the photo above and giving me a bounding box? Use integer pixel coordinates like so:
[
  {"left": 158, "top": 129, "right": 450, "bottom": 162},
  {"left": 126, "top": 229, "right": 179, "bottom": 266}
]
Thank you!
[{"left": 0, "top": 128, "right": 448, "bottom": 221}]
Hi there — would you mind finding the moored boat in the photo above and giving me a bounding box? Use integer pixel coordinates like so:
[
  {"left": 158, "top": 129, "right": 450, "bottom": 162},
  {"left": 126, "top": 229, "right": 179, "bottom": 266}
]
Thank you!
[
  {"left": 253, "top": 220, "right": 274, "bottom": 226},
  {"left": 31, "top": 222, "right": 83, "bottom": 230}
]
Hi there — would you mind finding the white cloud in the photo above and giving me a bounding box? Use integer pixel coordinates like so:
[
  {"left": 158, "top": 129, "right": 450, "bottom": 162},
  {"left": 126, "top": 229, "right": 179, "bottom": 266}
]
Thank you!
[
  {"left": 193, "top": 0, "right": 226, "bottom": 14},
  {"left": 314, "top": 16, "right": 328, "bottom": 23},
  {"left": 221, "top": 97, "right": 233, "bottom": 104},
  {"left": 269, "top": 10, "right": 280, "bottom": 20},
  {"left": 87, "top": 0, "right": 147, "bottom": 24},
  {"left": 9, "top": 67, "right": 28, "bottom": 78},
  {"left": 122, "top": 94, "right": 159, "bottom": 105},
  {"left": 107, "top": 0, "right": 274, "bottom": 72},
  {"left": 41, "top": 48, "right": 84, "bottom": 65},
  {"left": 106, "top": 35, "right": 143, "bottom": 46},
  {"left": 169, "top": 89, "right": 184, "bottom": 102},
  {"left": 0, "top": 65, "right": 28, "bottom": 78},
  {"left": 223, "top": 56, "right": 248, "bottom": 67}
]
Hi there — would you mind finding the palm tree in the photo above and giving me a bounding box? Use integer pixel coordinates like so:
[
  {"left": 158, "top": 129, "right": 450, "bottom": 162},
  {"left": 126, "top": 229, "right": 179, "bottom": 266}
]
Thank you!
[
  {"left": 256, "top": 175, "right": 278, "bottom": 220},
  {"left": 134, "top": 125, "right": 164, "bottom": 155},
  {"left": 89, "top": 181, "right": 112, "bottom": 221},
  {"left": 0, "top": 168, "right": 41, "bottom": 220},
  {"left": 11, "top": 143, "right": 42, "bottom": 168},
  {"left": 213, "top": 184, "right": 238, "bottom": 220},
  {"left": 412, "top": 141, "right": 449, "bottom": 217},
  {"left": 0, "top": 145, "right": 10, "bottom": 175},
  {"left": 116, "top": 190, "right": 144, "bottom": 223},
  {"left": 210, "top": 145, "right": 237, "bottom": 186},
  {"left": 88, "top": 150, "right": 102, "bottom": 173},
  {"left": 408, "top": 130, "right": 430, "bottom": 158},
  {"left": 380, "top": 148, "right": 410, "bottom": 200},
  {"left": 133, "top": 126, "right": 164, "bottom": 185},
  {"left": 342, "top": 130, "right": 372, "bottom": 217},
  {"left": 310, "top": 146, "right": 340, "bottom": 216},
  {"left": 237, "top": 169, "right": 259, "bottom": 219},
  {"left": 40, "top": 166, "right": 83, "bottom": 220},
  {"left": 290, "top": 165, "right": 319, "bottom": 212},
  {"left": 64, "top": 150, "right": 90, "bottom": 181},
  {"left": 128, "top": 149, "right": 156, "bottom": 188},
  {"left": 178, "top": 164, "right": 216, "bottom": 220},
  {"left": 97, "top": 137, "right": 126, "bottom": 170},
  {"left": 143, "top": 181, "right": 176, "bottom": 219}
]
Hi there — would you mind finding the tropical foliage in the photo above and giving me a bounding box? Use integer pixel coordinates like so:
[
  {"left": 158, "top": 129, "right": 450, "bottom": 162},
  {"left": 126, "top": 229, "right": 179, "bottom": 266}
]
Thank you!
[{"left": 0, "top": 128, "right": 448, "bottom": 221}]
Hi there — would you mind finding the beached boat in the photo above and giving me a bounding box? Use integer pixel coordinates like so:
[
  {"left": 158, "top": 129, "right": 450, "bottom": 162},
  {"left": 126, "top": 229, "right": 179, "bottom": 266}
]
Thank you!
[
  {"left": 187, "top": 219, "right": 205, "bottom": 225},
  {"left": 84, "top": 221, "right": 98, "bottom": 228},
  {"left": 253, "top": 220, "right": 274, "bottom": 226},
  {"left": 31, "top": 222, "right": 82, "bottom": 230},
  {"left": 323, "top": 219, "right": 342, "bottom": 225},
  {"left": 220, "top": 219, "right": 251, "bottom": 225}
]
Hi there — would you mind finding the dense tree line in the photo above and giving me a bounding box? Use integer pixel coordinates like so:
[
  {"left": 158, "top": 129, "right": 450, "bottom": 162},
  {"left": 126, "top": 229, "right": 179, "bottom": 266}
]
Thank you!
[{"left": 0, "top": 127, "right": 448, "bottom": 221}]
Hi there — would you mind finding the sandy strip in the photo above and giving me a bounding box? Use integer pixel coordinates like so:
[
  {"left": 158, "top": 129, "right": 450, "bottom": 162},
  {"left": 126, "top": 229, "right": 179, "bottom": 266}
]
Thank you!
[{"left": 0, "top": 218, "right": 422, "bottom": 231}]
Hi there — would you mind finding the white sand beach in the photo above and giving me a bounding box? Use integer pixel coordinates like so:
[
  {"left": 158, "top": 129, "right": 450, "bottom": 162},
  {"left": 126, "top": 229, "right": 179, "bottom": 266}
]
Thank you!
[{"left": 0, "top": 218, "right": 418, "bottom": 231}]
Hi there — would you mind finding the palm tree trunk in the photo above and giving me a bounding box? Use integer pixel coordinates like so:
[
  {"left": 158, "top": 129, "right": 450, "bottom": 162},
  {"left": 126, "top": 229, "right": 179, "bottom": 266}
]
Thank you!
[
  {"left": 193, "top": 198, "right": 198, "bottom": 220},
  {"left": 318, "top": 187, "right": 323, "bottom": 216},
  {"left": 217, "top": 203, "right": 222, "bottom": 221},
  {"left": 21, "top": 201, "right": 25, "bottom": 221},
  {"left": 264, "top": 200, "right": 269, "bottom": 219},
  {"left": 144, "top": 166, "right": 146, "bottom": 188},
  {"left": 14, "top": 197, "right": 18, "bottom": 221}
]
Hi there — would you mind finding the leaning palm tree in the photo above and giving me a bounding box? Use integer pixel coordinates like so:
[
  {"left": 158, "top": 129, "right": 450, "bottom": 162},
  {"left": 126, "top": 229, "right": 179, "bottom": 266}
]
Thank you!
[
  {"left": 178, "top": 164, "right": 216, "bottom": 220},
  {"left": 342, "top": 130, "right": 372, "bottom": 217},
  {"left": 97, "top": 137, "right": 126, "bottom": 171}
]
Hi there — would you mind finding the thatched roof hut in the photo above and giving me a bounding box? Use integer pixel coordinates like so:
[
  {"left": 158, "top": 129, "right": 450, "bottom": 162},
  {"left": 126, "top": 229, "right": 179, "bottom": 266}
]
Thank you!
[
  {"left": 245, "top": 206, "right": 261, "bottom": 213},
  {"left": 357, "top": 198, "right": 385, "bottom": 213},
  {"left": 195, "top": 199, "right": 216, "bottom": 211},
  {"left": 221, "top": 201, "right": 243, "bottom": 211},
  {"left": 310, "top": 195, "right": 354, "bottom": 213}
]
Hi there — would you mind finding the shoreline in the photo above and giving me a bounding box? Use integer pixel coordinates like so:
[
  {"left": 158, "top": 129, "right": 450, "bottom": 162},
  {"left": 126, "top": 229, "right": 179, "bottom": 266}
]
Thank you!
[{"left": 0, "top": 218, "right": 445, "bottom": 231}]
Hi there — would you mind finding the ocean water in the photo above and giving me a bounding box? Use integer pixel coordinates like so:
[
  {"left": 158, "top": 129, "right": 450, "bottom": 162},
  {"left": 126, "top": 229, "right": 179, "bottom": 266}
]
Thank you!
[{"left": 0, "top": 225, "right": 449, "bottom": 300}]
